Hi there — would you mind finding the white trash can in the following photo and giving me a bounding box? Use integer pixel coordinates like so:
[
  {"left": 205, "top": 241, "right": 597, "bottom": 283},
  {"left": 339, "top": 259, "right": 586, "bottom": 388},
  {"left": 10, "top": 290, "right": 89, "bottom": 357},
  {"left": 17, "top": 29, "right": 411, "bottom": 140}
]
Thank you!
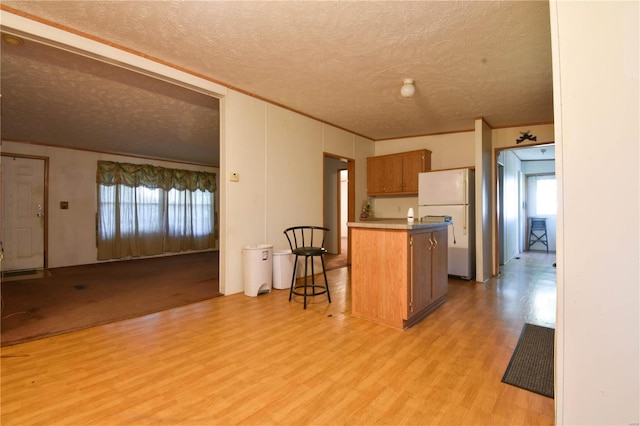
[
  {"left": 243, "top": 244, "right": 273, "bottom": 297},
  {"left": 273, "top": 250, "right": 295, "bottom": 290}
]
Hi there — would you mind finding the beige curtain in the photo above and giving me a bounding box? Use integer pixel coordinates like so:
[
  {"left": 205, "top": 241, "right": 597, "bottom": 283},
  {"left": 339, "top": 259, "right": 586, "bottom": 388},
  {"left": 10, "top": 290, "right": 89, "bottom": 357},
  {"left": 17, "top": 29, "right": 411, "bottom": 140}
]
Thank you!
[
  {"left": 97, "top": 161, "right": 216, "bottom": 260},
  {"left": 97, "top": 161, "right": 215, "bottom": 192}
]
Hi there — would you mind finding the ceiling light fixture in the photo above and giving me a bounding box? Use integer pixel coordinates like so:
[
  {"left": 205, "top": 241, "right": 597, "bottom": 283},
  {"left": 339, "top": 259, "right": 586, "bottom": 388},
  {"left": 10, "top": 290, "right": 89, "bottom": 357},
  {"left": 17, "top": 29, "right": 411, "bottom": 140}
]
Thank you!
[
  {"left": 400, "top": 78, "right": 415, "bottom": 98},
  {"left": 2, "top": 34, "right": 24, "bottom": 47}
]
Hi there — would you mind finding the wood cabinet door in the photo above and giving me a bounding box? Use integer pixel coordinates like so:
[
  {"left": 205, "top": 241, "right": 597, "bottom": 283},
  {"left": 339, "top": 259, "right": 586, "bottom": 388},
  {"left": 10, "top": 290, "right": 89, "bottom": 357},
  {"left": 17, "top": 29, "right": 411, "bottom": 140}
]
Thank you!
[
  {"left": 368, "top": 155, "right": 403, "bottom": 194},
  {"left": 430, "top": 228, "right": 448, "bottom": 300},
  {"left": 384, "top": 155, "right": 404, "bottom": 193},
  {"left": 367, "top": 150, "right": 431, "bottom": 196},
  {"left": 367, "top": 156, "right": 385, "bottom": 195},
  {"left": 401, "top": 151, "right": 424, "bottom": 193},
  {"left": 408, "top": 231, "right": 434, "bottom": 319}
]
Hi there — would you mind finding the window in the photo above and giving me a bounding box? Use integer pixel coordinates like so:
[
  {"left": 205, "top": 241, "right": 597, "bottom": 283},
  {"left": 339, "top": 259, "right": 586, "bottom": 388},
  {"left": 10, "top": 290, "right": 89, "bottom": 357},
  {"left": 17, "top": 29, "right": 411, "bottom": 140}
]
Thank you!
[
  {"left": 166, "top": 188, "right": 214, "bottom": 239},
  {"left": 96, "top": 161, "right": 216, "bottom": 260},
  {"left": 535, "top": 176, "right": 556, "bottom": 215}
]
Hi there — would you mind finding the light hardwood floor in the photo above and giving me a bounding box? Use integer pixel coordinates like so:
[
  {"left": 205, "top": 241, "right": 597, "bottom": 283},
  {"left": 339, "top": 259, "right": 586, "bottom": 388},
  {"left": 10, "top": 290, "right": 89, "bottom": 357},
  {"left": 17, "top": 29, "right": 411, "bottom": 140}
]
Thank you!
[{"left": 1, "top": 252, "right": 556, "bottom": 425}]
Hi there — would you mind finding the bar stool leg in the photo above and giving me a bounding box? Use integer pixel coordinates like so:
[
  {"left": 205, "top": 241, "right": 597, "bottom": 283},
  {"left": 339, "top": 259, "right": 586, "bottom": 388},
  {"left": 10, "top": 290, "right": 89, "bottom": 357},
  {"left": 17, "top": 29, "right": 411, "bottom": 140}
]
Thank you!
[
  {"left": 320, "top": 255, "right": 331, "bottom": 303},
  {"left": 289, "top": 255, "right": 298, "bottom": 302}
]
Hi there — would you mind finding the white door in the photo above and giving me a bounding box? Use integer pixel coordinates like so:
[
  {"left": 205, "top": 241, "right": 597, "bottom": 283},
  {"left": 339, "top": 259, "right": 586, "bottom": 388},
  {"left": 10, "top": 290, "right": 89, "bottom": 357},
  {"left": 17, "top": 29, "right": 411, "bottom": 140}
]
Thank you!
[{"left": 1, "top": 156, "right": 46, "bottom": 271}]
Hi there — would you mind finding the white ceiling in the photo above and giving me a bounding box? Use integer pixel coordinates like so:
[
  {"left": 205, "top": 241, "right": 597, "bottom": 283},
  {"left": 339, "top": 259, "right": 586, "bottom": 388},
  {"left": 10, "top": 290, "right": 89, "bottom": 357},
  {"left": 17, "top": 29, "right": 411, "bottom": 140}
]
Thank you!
[
  {"left": 0, "top": 1, "right": 554, "bottom": 167},
  {"left": 510, "top": 144, "right": 555, "bottom": 161}
]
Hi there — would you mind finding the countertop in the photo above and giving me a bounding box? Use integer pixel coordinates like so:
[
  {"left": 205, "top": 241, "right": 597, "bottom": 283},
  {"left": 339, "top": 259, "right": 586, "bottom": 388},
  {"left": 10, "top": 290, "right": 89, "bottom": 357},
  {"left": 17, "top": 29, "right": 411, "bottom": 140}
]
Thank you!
[{"left": 347, "top": 218, "right": 450, "bottom": 230}]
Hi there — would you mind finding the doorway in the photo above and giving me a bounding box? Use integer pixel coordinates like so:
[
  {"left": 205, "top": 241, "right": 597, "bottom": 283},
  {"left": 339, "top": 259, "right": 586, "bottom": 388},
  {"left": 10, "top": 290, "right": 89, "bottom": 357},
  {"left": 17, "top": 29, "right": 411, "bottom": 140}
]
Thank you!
[
  {"left": 339, "top": 169, "right": 348, "bottom": 255},
  {"left": 495, "top": 143, "right": 556, "bottom": 273},
  {"left": 525, "top": 172, "right": 557, "bottom": 253},
  {"left": 323, "top": 154, "right": 354, "bottom": 269},
  {"left": 1, "top": 154, "right": 48, "bottom": 272}
]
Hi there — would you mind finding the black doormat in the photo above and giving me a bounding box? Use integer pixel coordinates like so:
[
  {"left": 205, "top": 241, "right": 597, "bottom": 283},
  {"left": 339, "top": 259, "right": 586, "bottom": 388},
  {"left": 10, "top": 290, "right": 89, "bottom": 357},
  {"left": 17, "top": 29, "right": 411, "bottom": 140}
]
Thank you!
[{"left": 502, "top": 323, "right": 555, "bottom": 398}]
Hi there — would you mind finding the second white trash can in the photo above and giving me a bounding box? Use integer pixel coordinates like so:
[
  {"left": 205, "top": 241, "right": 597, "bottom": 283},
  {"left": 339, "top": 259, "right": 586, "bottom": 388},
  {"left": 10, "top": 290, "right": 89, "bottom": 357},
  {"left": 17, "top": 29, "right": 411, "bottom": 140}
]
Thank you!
[
  {"left": 273, "top": 250, "right": 295, "bottom": 290},
  {"left": 243, "top": 244, "right": 273, "bottom": 297}
]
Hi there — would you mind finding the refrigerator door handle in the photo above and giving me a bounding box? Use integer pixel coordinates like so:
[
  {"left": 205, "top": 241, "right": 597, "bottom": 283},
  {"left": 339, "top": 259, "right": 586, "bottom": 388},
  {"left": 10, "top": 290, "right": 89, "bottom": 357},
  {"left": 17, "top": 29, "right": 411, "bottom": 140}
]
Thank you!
[
  {"left": 463, "top": 204, "right": 467, "bottom": 235},
  {"left": 463, "top": 180, "right": 468, "bottom": 235},
  {"left": 462, "top": 196, "right": 470, "bottom": 235},
  {"left": 464, "top": 178, "right": 467, "bottom": 206}
]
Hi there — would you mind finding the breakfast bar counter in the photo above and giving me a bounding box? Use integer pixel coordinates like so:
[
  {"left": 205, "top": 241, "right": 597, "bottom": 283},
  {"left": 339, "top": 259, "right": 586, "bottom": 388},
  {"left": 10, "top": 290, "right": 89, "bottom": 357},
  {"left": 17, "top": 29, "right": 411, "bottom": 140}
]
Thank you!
[{"left": 348, "top": 219, "right": 449, "bottom": 330}]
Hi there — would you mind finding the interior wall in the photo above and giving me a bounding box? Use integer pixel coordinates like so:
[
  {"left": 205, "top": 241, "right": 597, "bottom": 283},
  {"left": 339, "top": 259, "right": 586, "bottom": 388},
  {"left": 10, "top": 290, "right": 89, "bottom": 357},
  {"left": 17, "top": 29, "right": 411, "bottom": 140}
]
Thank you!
[
  {"left": 266, "top": 102, "right": 324, "bottom": 251},
  {"left": 550, "top": 1, "right": 639, "bottom": 423},
  {"left": 340, "top": 170, "right": 348, "bottom": 237},
  {"left": 323, "top": 125, "right": 365, "bottom": 239},
  {"left": 323, "top": 156, "right": 345, "bottom": 254},
  {"left": 475, "top": 119, "right": 493, "bottom": 282},
  {"left": 492, "top": 124, "right": 555, "bottom": 150},
  {"left": 1, "top": 141, "right": 219, "bottom": 268},
  {"left": 371, "top": 132, "right": 475, "bottom": 219},
  {"left": 223, "top": 90, "right": 374, "bottom": 295},
  {"left": 354, "top": 135, "right": 375, "bottom": 222},
  {"left": 501, "top": 150, "right": 522, "bottom": 263}
]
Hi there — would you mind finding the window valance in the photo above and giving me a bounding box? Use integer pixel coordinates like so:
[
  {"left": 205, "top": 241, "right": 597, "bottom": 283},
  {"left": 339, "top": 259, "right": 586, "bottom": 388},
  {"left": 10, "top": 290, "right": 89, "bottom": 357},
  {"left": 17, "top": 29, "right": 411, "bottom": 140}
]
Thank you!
[{"left": 97, "top": 160, "right": 216, "bottom": 192}]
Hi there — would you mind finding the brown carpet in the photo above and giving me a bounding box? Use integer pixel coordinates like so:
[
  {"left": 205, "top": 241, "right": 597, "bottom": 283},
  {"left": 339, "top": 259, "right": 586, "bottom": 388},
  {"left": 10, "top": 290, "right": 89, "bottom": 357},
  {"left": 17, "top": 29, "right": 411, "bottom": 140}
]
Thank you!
[
  {"left": 324, "top": 237, "right": 348, "bottom": 271},
  {"left": 1, "top": 251, "right": 220, "bottom": 347},
  {"left": 324, "top": 252, "right": 347, "bottom": 271}
]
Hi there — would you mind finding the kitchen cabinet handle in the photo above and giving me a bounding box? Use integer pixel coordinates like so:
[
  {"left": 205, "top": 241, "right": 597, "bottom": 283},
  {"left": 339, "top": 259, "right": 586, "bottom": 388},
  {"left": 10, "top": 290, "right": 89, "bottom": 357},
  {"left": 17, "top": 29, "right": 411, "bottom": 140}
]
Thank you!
[{"left": 432, "top": 237, "right": 438, "bottom": 248}]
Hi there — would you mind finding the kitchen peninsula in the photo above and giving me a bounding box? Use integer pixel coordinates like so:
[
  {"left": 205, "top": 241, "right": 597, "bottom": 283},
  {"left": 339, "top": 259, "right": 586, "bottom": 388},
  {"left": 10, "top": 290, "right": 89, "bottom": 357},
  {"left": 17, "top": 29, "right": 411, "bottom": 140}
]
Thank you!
[{"left": 348, "top": 219, "right": 449, "bottom": 330}]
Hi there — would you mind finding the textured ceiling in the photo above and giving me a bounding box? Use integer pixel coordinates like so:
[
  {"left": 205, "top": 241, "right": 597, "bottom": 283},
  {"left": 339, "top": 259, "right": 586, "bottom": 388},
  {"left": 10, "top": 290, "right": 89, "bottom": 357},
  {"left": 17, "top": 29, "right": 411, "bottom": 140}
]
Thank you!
[
  {"left": 0, "top": 1, "right": 553, "bottom": 166},
  {"left": 1, "top": 36, "right": 220, "bottom": 165}
]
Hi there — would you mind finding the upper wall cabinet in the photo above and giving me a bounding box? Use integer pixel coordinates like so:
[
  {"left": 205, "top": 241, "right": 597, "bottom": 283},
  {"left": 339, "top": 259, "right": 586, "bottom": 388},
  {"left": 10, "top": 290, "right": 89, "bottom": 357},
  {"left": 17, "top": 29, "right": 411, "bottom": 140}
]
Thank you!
[{"left": 367, "top": 149, "right": 431, "bottom": 196}]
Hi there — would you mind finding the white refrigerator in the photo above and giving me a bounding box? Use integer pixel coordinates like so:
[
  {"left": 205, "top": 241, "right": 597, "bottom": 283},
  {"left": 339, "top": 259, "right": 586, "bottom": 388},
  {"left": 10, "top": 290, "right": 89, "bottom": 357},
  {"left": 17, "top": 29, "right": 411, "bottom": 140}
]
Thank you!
[{"left": 418, "top": 168, "right": 475, "bottom": 280}]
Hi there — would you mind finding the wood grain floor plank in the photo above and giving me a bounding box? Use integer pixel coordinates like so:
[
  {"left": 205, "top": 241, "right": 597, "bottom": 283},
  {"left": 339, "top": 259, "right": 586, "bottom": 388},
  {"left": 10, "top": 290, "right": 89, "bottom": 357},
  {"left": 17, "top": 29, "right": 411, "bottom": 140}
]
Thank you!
[{"left": 1, "top": 252, "right": 556, "bottom": 425}]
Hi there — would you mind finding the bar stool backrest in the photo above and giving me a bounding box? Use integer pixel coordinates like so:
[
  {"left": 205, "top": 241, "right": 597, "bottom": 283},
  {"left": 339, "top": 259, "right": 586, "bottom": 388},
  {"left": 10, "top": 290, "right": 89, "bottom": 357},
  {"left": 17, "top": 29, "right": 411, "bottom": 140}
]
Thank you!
[{"left": 284, "top": 226, "right": 328, "bottom": 252}]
